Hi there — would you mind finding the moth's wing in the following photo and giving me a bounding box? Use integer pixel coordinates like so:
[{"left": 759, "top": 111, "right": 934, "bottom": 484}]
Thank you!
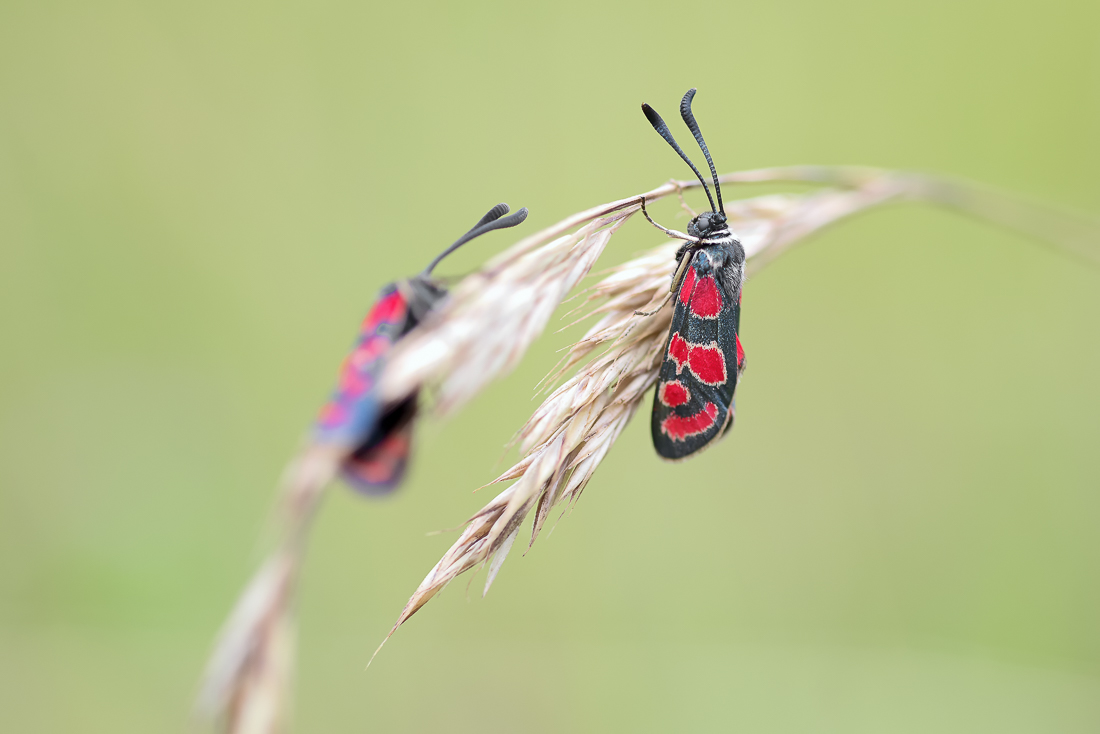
[
  {"left": 651, "top": 251, "right": 743, "bottom": 460},
  {"left": 340, "top": 395, "right": 417, "bottom": 495},
  {"left": 341, "top": 423, "right": 413, "bottom": 495},
  {"left": 313, "top": 283, "right": 411, "bottom": 447}
]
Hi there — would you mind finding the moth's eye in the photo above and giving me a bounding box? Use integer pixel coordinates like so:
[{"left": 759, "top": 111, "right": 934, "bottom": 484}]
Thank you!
[{"left": 696, "top": 214, "right": 711, "bottom": 229}]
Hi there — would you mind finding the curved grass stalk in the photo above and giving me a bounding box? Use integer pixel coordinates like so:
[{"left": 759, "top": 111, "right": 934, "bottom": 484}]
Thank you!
[{"left": 198, "top": 166, "right": 1099, "bottom": 730}]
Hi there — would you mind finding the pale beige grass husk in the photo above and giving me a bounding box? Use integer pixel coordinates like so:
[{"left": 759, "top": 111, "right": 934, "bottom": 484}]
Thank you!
[
  {"left": 198, "top": 166, "right": 1100, "bottom": 732},
  {"left": 375, "top": 166, "right": 1100, "bottom": 650}
]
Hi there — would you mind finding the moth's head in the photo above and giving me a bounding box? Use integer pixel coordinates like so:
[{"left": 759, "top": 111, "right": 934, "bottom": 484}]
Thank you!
[
  {"left": 688, "top": 210, "right": 728, "bottom": 238},
  {"left": 403, "top": 274, "right": 449, "bottom": 322}
]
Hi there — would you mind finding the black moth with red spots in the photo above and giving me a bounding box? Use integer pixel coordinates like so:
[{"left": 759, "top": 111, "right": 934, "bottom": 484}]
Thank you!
[
  {"left": 313, "top": 202, "right": 528, "bottom": 492},
  {"left": 639, "top": 89, "right": 746, "bottom": 460}
]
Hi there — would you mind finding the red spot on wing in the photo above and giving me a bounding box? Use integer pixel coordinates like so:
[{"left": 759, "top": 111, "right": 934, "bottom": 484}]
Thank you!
[
  {"left": 678, "top": 265, "right": 697, "bottom": 305},
  {"left": 337, "top": 367, "right": 371, "bottom": 397},
  {"left": 689, "top": 275, "right": 722, "bottom": 318},
  {"left": 317, "top": 403, "right": 348, "bottom": 429},
  {"left": 658, "top": 380, "right": 690, "bottom": 407},
  {"left": 735, "top": 335, "right": 745, "bottom": 373},
  {"left": 660, "top": 402, "right": 719, "bottom": 441},
  {"left": 351, "top": 335, "right": 391, "bottom": 368},
  {"left": 363, "top": 290, "right": 407, "bottom": 331},
  {"left": 668, "top": 332, "right": 689, "bottom": 365},
  {"left": 666, "top": 332, "right": 728, "bottom": 386},
  {"left": 688, "top": 345, "right": 726, "bottom": 384},
  {"left": 343, "top": 430, "right": 411, "bottom": 489}
]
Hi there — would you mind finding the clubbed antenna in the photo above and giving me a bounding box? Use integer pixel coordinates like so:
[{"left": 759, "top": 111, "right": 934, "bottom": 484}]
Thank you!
[
  {"left": 641, "top": 103, "right": 718, "bottom": 213},
  {"left": 679, "top": 88, "right": 724, "bottom": 213},
  {"left": 422, "top": 204, "right": 529, "bottom": 276},
  {"left": 472, "top": 203, "right": 511, "bottom": 230}
]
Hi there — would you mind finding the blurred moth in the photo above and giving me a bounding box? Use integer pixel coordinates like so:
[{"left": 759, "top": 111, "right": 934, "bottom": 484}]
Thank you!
[{"left": 314, "top": 203, "right": 528, "bottom": 492}]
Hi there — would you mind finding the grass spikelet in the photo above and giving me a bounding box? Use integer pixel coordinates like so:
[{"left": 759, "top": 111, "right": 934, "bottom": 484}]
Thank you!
[
  {"left": 196, "top": 551, "right": 298, "bottom": 734},
  {"left": 203, "top": 165, "right": 1100, "bottom": 713},
  {"left": 376, "top": 166, "right": 1100, "bottom": 649},
  {"left": 379, "top": 210, "right": 634, "bottom": 413},
  {"left": 196, "top": 446, "right": 341, "bottom": 733}
]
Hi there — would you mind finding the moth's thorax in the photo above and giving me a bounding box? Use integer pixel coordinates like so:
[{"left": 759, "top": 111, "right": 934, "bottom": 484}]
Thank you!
[
  {"left": 694, "top": 246, "right": 728, "bottom": 272},
  {"left": 688, "top": 233, "right": 745, "bottom": 267}
]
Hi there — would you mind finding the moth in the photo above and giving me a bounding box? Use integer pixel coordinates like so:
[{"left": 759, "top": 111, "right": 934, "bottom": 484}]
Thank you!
[
  {"left": 638, "top": 89, "right": 746, "bottom": 460},
  {"left": 313, "top": 203, "right": 528, "bottom": 492}
]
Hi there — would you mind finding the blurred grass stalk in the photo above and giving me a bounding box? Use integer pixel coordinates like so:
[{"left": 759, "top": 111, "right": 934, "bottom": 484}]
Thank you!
[{"left": 197, "top": 166, "right": 1099, "bottom": 734}]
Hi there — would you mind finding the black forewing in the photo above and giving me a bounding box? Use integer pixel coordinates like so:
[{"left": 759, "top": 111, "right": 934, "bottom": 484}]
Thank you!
[{"left": 651, "top": 247, "right": 742, "bottom": 460}]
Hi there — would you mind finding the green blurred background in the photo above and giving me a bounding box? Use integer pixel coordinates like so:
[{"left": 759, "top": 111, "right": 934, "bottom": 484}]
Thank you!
[{"left": 2, "top": 0, "right": 1099, "bottom": 731}]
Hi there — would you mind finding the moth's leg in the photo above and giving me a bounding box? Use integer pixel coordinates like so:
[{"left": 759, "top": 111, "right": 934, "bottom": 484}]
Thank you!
[
  {"left": 634, "top": 291, "right": 673, "bottom": 317},
  {"left": 637, "top": 196, "right": 700, "bottom": 243},
  {"left": 667, "top": 245, "right": 698, "bottom": 298}
]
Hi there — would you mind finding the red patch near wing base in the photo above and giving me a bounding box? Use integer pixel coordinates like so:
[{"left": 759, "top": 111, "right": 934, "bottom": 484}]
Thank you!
[
  {"left": 678, "top": 265, "right": 697, "bottom": 305},
  {"left": 363, "top": 290, "right": 407, "bottom": 331},
  {"left": 660, "top": 402, "right": 719, "bottom": 441},
  {"left": 689, "top": 275, "right": 722, "bottom": 318}
]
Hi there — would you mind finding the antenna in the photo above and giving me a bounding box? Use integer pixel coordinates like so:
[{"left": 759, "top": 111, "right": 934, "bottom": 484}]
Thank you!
[
  {"left": 641, "top": 103, "right": 717, "bottom": 213},
  {"left": 471, "top": 203, "right": 511, "bottom": 230},
  {"left": 679, "top": 88, "right": 723, "bottom": 213},
  {"left": 421, "top": 204, "right": 529, "bottom": 276}
]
